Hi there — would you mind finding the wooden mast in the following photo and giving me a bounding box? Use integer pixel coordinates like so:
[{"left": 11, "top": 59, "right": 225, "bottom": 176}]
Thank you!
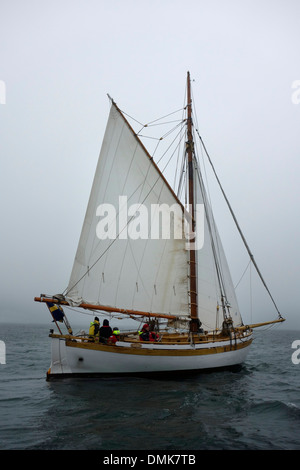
[{"left": 186, "top": 71, "right": 199, "bottom": 332}]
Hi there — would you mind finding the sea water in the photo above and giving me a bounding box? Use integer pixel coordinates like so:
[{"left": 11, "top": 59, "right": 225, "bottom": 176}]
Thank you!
[{"left": 0, "top": 322, "right": 299, "bottom": 451}]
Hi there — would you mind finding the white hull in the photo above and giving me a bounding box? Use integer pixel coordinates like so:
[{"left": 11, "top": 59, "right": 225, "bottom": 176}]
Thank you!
[{"left": 47, "top": 332, "right": 253, "bottom": 379}]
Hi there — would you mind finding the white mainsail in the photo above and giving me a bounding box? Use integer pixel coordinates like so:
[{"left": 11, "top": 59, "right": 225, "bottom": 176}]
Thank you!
[{"left": 66, "top": 103, "right": 189, "bottom": 317}]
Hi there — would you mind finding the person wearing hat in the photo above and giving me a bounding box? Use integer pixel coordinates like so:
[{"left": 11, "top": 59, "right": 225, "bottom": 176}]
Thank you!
[
  {"left": 99, "top": 319, "right": 113, "bottom": 343},
  {"left": 139, "top": 323, "right": 150, "bottom": 341},
  {"left": 88, "top": 316, "right": 100, "bottom": 341},
  {"left": 139, "top": 323, "right": 159, "bottom": 342},
  {"left": 108, "top": 327, "right": 121, "bottom": 345}
]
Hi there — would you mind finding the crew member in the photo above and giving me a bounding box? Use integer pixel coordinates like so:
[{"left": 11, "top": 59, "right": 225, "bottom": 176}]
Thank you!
[
  {"left": 99, "top": 319, "right": 113, "bottom": 343},
  {"left": 88, "top": 316, "right": 100, "bottom": 340},
  {"left": 108, "top": 328, "right": 121, "bottom": 345},
  {"left": 139, "top": 323, "right": 150, "bottom": 341},
  {"left": 139, "top": 324, "right": 159, "bottom": 342}
]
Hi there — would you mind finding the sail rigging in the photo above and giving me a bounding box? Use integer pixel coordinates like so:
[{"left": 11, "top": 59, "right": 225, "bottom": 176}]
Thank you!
[
  {"left": 194, "top": 163, "right": 242, "bottom": 329},
  {"left": 63, "top": 72, "right": 241, "bottom": 331},
  {"left": 195, "top": 130, "right": 283, "bottom": 320},
  {"left": 36, "top": 72, "right": 283, "bottom": 335}
]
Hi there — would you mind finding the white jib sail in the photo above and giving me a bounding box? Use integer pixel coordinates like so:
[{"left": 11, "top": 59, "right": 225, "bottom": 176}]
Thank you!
[
  {"left": 66, "top": 103, "right": 189, "bottom": 317},
  {"left": 194, "top": 161, "right": 243, "bottom": 330}
]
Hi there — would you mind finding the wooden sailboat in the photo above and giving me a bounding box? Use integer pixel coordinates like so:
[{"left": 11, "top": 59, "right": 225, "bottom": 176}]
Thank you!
[{"left": 35, "top": 72, "right": 284, "bottom": 379}]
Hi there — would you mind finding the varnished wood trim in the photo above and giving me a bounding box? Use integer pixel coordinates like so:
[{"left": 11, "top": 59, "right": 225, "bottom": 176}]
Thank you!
[
  {"left": 65, "top": 338, "right": 253, "bottom": 357},
  {"left": 51, "top": 330, "right": 253, "bottom": 345}
]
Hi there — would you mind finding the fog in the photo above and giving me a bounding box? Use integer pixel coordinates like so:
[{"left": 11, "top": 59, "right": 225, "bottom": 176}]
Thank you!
[{"left": 1, "top": 0, "right": 299, "bottom": 331}]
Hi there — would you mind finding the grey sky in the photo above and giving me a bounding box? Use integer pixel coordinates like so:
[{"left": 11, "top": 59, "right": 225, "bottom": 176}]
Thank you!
[{"left": 0, "top": 0, "right": 299, "bottom": 330}]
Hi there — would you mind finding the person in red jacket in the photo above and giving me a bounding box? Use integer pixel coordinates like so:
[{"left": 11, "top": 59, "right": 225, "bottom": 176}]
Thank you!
[
  {"left": 139, "top": 323, "right": 159, "bottom": 342},
  {"left": 149, "top": 330, "right": 159, "bottom": 342},
  {"left": 139, "top": 323, "right": 150, "bottom": 341},
  {"left": 107, "top": 328, "right": 121, "bottom": 345}
]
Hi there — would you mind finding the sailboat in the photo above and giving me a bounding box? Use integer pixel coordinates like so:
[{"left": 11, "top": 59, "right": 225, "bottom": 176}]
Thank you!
[{"left": 35, "top": 72, "right": 284, "bottom": 379}]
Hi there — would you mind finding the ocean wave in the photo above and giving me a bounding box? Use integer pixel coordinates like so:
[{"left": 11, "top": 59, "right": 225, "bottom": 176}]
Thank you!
[{"left": 250, "top": 399, "right": 300, "bottom": 419}]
